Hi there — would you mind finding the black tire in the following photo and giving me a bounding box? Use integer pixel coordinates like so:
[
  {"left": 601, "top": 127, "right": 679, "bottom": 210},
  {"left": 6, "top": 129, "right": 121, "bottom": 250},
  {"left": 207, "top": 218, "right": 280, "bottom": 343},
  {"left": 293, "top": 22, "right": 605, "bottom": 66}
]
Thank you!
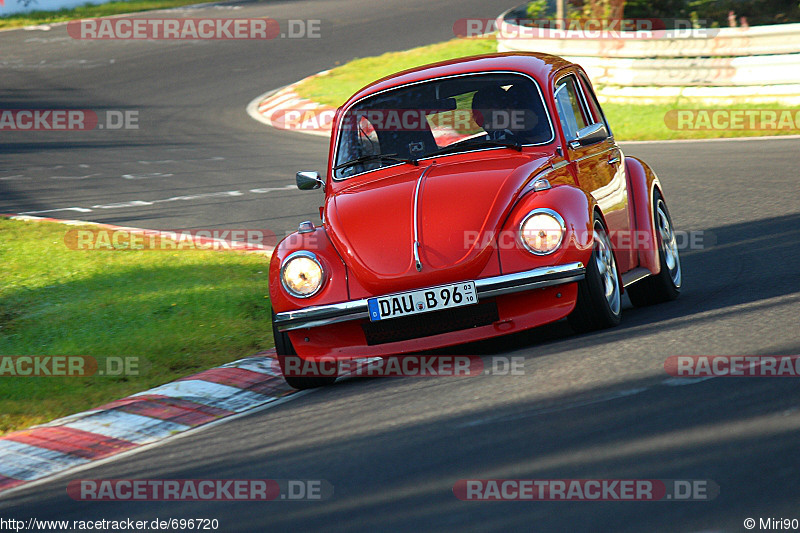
[
  {"left": 568, "top": 215, "right": 622, "bottom": 333},
  {"left": 272, "top": 311, "right": 338, "bottom": 389},
  {"left": 627, "top": 192, "right": 681, "bottom": 307}
]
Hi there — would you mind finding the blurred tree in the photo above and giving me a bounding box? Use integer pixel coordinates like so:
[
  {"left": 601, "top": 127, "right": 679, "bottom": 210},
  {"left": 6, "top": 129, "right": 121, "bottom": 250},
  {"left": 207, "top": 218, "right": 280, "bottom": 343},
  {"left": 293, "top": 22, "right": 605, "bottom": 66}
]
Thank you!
[
  {"left": 518, "top": 0, "right": 800, "bottom": 25},
  {"left": 624, "top": 0, "right": 800, "bottom": 24}
]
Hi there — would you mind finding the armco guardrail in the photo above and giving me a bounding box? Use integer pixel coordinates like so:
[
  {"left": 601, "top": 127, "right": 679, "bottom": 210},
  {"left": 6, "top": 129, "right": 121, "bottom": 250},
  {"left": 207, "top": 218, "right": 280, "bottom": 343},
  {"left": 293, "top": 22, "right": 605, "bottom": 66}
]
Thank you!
[{"left": 496, "top": 12, "right": 800, "bottom": 104}]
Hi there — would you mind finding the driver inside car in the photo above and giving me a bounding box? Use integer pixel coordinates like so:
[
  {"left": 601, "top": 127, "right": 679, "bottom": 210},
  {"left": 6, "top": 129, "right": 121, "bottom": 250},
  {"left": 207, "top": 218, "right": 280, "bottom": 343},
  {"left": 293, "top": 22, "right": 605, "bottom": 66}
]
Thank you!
[{"left": 471, "top": 85, "right": 525, "bottom": 141}]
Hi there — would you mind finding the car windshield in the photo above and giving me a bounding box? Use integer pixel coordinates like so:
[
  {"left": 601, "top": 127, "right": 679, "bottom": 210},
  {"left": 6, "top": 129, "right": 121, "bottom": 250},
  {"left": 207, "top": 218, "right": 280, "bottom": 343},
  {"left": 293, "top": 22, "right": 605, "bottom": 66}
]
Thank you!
[{"left": 333, "top": 73, "right": 553, "bottom": 179}]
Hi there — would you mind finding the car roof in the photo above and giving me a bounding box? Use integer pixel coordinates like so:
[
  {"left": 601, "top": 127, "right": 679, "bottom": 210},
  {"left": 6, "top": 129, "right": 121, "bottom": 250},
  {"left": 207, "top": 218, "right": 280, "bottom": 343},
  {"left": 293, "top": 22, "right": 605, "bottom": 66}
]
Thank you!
[{"left": 341, "top": 52, "right": 574, "bottom": 108}]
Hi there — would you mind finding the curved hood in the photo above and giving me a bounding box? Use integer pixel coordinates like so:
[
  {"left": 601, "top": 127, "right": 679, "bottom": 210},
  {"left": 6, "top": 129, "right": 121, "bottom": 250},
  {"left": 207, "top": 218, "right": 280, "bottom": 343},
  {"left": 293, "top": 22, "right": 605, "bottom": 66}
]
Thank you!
[{"left": 326, "top": 153, "right": 552, "bottom": 294}]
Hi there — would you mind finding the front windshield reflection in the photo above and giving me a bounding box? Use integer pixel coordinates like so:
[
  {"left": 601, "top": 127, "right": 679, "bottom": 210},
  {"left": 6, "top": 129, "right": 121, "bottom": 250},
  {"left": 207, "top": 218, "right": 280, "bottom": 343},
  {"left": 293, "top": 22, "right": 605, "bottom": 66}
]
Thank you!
[{"left": 334, "top": 73, "right": 553, "bottom": 179}]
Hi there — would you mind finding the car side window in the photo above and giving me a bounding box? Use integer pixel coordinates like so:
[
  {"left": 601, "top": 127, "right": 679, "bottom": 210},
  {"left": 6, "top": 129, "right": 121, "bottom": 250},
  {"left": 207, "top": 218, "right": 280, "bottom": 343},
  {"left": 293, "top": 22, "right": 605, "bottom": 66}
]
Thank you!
[
  {"left": 554, "top": 75, "right": 589, "bottom": 141},
  {"left": 578, "top": 73, "right": 613, "bottom": 138}
]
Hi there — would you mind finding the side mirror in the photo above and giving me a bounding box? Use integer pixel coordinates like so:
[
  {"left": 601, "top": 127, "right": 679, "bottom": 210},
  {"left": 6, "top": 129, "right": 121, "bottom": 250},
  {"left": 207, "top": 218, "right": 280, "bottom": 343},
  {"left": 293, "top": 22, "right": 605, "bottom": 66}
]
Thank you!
[
  {"left": 569, "top": 123, "right": 609, "bottom": 149},
  {"left": 296, "top": 171, "right": 324, "bottom": 191}
]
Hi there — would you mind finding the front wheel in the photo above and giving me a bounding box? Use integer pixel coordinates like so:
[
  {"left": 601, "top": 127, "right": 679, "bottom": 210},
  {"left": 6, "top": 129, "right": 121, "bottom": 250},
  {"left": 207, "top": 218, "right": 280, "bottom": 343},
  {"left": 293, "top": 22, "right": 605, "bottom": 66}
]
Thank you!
[
  {"left": 272, "top": 311, "right": 338, "bottom": 389},
  {"left": 627, "top": 192, "right": 681, "bottom": 307},
  {"left": 568, "top": 216, "right": 622, "bottom": 333}
]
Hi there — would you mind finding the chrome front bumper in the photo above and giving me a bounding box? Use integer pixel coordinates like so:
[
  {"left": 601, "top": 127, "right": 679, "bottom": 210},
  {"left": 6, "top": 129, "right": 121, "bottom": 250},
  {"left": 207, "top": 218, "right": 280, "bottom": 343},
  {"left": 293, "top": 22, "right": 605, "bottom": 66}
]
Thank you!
[{"left": 274, "top": 261, "right": 585, "bottom": 332}]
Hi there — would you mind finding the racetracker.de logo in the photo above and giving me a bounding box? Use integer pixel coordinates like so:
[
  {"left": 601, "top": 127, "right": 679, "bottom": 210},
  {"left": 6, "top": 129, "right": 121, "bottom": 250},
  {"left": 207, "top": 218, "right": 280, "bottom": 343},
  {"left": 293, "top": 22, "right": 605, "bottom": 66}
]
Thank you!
[
  {"left": 0, "top": 110, "right": 138, "bottom": 131},
  {"left": 280, "top": 355, "right": 525, "bottom": 378},
  {"left": 66, "top": 18, "right": 321, "bottom": 40},
  {"left": 67, "top": 479, "right": 333, "bottom": 501},
  {"left": 453, "top": 479, "right": 719, "bottom": 501},
  {"left": 1, "top": 110, "right": 95, "bottom": 131},
  {"left": 664, "top": 109, "right": 800, "bottom": 131},
  {"left": 464, "top": 229, "right": 712, "bottom": 252},
  {"left": 665, "top": 355, "right": 800, "bottom": 377},
  {"left": 453, "top": 18, "right": 719, "bottom": 39},
  {"left": 0, "top": 356, "right": 142, "bottom": 377},
  {"left": 63, "top": 228, "right": 276, "bottom": 251}
]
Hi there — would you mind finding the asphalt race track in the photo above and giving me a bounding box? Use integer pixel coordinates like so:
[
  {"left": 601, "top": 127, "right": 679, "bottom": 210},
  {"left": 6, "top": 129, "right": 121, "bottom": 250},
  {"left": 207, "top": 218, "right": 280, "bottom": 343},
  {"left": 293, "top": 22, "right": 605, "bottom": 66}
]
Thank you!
[{"left": 2, "top": 0, "right": 800, "bottom": 530}]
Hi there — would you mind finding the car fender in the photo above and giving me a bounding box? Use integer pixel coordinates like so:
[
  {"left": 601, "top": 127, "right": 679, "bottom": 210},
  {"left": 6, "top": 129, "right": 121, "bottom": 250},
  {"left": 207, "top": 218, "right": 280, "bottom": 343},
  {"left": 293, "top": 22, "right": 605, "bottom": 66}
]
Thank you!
[
  {"left": 269, "top": 227, "right": 350, "bottom": 313},
  {"left": 497, "top": 184, "right": 595, "bottom": 275},
  {"left": 624, "top": 156, "right": 662, "bottom": 275}
]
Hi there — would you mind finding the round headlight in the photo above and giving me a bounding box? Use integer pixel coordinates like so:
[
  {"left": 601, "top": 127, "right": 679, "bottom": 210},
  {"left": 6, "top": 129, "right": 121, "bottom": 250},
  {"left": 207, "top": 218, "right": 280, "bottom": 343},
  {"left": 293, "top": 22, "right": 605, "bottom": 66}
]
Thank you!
[
  {"left": 280, "top": 251, "right": 325, "bottom": 297},
  {"left": 519, "top": 209, "right": 566, "bottom": 255}
]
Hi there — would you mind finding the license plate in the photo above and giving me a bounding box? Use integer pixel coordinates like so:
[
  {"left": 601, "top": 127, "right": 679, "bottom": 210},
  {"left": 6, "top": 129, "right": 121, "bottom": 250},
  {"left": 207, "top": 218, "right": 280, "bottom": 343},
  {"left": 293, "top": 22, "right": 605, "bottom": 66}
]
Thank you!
[{"left": 367, "top": 281, "right": 478, "bottom": 321}]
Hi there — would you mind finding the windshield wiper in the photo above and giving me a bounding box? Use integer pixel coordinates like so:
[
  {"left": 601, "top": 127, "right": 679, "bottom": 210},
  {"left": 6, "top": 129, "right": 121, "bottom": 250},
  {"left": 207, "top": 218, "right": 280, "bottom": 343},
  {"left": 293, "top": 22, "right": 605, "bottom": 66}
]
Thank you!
[
  {"left": 425, "top": 138, "right": 523, "bottom": 159},
  {"left": 333, "top": 153, "right": 418, "bottom": 171}
]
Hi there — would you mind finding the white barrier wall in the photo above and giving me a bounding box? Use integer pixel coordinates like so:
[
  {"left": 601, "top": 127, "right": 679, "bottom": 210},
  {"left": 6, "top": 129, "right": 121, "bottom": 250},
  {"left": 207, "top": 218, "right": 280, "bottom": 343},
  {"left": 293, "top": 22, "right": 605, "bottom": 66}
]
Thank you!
[
  {"left": 496, "top": 13, "right": 800, "bottom": 104},
  {"left": 1, "top": 0, "right": 111, "bottom": 16}
]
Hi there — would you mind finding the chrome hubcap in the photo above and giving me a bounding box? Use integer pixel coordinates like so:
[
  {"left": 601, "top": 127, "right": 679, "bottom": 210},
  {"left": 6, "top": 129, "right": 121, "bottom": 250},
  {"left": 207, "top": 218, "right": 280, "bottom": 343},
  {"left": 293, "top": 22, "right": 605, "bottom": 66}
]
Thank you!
[
  {"left": 594, "top": 223, "right": 620, "bottom": 315},
  {"left": 656, "top": 200, "right": 682, "bottom": 288}
]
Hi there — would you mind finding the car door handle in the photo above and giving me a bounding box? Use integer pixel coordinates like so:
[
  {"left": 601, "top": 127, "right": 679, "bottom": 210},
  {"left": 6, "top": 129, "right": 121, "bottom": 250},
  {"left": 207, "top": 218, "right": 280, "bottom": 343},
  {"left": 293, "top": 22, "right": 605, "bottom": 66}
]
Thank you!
[{"left": 608, "top": 155, "right": 620, "bottom": 165}]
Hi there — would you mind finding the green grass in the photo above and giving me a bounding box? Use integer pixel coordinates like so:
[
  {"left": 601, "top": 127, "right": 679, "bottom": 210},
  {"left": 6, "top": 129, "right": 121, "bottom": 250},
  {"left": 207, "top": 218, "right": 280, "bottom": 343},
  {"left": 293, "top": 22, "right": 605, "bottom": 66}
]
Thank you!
[
  {"left": 0, "top": 0, "right": 216, "bottom": 29},
  {"left": 0, "top": 217, "right": 274, "bottom": 434},
  {"left": 296, "top": 36, "right": 499, "bottom": 106},
  {"left": 602, "top": 102, "right": 800, "bottom": 141},
  {"left": 294, "top": 36, "right": 800, "bottom": 141}
]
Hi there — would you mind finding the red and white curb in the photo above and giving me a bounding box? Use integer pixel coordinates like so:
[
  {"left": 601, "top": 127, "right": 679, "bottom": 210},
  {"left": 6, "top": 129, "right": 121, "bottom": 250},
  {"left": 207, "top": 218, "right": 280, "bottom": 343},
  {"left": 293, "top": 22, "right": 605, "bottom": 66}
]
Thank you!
[
  {"left": 246, "top": 71, "right": 336, "bottom": 138},
  {"left": 247, "top": 76, "right": 471, "bottom": 146},
  {"left": 0, "top": 214, "right": 285, "bottom": 496},
  {"left": 0, "top": 350, "right": 293, "bottom": 496}
]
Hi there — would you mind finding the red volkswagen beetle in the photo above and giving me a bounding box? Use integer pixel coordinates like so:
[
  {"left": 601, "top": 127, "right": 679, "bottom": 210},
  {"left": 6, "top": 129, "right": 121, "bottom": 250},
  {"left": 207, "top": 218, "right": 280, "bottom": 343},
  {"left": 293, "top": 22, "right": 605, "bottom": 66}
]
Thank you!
[{"left": 269, "top": 52, "right": 682, "bottom": 389}]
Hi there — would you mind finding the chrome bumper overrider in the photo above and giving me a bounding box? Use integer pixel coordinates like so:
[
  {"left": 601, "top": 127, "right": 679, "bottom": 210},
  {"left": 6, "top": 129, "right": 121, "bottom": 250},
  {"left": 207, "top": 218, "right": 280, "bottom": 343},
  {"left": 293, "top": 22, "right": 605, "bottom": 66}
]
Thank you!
[{"left": 274, "top": 261, "right": 585, "bottom": 332}]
